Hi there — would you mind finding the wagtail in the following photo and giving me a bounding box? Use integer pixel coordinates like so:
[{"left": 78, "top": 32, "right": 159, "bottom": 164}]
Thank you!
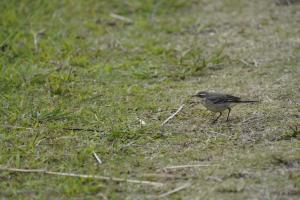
[{"left": 192, "top": 91, "right": 259, "bottom": 122}]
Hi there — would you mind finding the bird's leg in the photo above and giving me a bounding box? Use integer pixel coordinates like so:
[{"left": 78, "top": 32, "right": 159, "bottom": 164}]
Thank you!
[
  {"left": 213, "top": 112, "right": 222, "bottom": 123},
  {"left": 226, "top": 108, "right": 231, "bottom": 122}
]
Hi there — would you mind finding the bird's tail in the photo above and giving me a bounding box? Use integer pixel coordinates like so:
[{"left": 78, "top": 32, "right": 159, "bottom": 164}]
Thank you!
[{"left": 237, "top": 100, "right": 259, "bottom": 103}]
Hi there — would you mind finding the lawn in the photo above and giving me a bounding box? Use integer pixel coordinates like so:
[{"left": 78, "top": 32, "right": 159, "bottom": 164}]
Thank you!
[{"left": 0, "top": 0, "right": 300, "bottom": 199}]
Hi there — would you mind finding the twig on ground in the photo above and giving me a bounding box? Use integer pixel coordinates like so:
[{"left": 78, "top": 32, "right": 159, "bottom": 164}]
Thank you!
[
  {"left": 110, "top": 13, "right": 133, "bottom": 24},
  {"left": 54, "top": 136, "right": 78, "bottom": 141},
  {"left": 35, "top": 138, "right": 47, "bottom": 147},
  {"left": 163, "top": 164, "right": 211, "bottom": 171},
  {"left": 92, "top": 151, "right": 102, "bottom": 165},
  {"left": 206, "top": 176, "right": 223, "bottom": 182},
  {"left": 139, "top": 173, "right": 179, "bottom": 178},
  {"left": 240, "top": 59, "right": 251, "bottom": 66},
  {"left": 2, "top": 125, "right": 33, "bottom": 130},
  {"left": 36, "top": 136, "right": 78, "bottom": 147},
  {"left": 208, "top": 130, "right": 228, "bottom": 137},
  {"left": 161, "top": 104, "right": 185, "bottom": 126},
  {"left": 158, "top": 183, "right": 191, "bottom": 198},
  {"left": 63, "top": 127, "right": 102, "bottom": 132},
  {"left": 241, "top": 116, "right": 262, "bottom": 124},
  {"left": 0, "top": 166, "right": 164, "bottom": 187},
  {"left": 4, "top": 125, "right": 103, "bottom": 134}
]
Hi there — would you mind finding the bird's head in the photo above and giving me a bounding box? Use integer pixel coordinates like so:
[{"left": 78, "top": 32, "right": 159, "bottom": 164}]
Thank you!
[{"left": 192, "top": 91, "right": 209, "bottom": 98}]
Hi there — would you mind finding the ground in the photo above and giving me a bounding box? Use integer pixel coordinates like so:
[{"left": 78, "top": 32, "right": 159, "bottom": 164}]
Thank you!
[{"left": 0, "top": 0, "right": 300, "bottom": 199}]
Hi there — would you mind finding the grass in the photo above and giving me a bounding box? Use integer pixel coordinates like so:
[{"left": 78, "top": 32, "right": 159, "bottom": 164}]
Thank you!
[{"left": 1, "top": 0, "right": 300, "bottom": 199}]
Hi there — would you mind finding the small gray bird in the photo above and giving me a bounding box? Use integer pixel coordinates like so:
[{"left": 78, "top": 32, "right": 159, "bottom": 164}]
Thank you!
[{"left": 192, "top": 91, "right": 258, "bottom": 122}]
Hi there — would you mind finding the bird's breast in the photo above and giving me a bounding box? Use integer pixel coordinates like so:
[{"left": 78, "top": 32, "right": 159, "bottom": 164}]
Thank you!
[{"left": 202, "top": 99, "right": 230, "bottom": 112}]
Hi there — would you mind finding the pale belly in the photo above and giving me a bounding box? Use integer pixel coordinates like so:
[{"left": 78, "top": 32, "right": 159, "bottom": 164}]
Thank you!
[{"left": 202, "top": 99, "right": 232, "bottom": 112}]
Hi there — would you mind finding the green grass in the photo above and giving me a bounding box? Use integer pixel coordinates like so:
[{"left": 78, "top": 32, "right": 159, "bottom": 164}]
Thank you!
[{"left": 1, "top": 0, "right": 300, "bottom": 199}]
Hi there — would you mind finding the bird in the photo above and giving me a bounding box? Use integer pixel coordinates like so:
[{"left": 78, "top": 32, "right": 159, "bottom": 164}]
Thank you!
[{"left": 192, "top": 91, "right": 259, "bottom": 122}]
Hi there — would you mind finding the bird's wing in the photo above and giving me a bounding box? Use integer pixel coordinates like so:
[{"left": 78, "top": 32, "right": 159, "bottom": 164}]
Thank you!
[
  {"left": 207, "top": 94, "right": 241, "bottom": 104},
  {"left": 224, "top": 94, "right": 241, "bottom": 102}
]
